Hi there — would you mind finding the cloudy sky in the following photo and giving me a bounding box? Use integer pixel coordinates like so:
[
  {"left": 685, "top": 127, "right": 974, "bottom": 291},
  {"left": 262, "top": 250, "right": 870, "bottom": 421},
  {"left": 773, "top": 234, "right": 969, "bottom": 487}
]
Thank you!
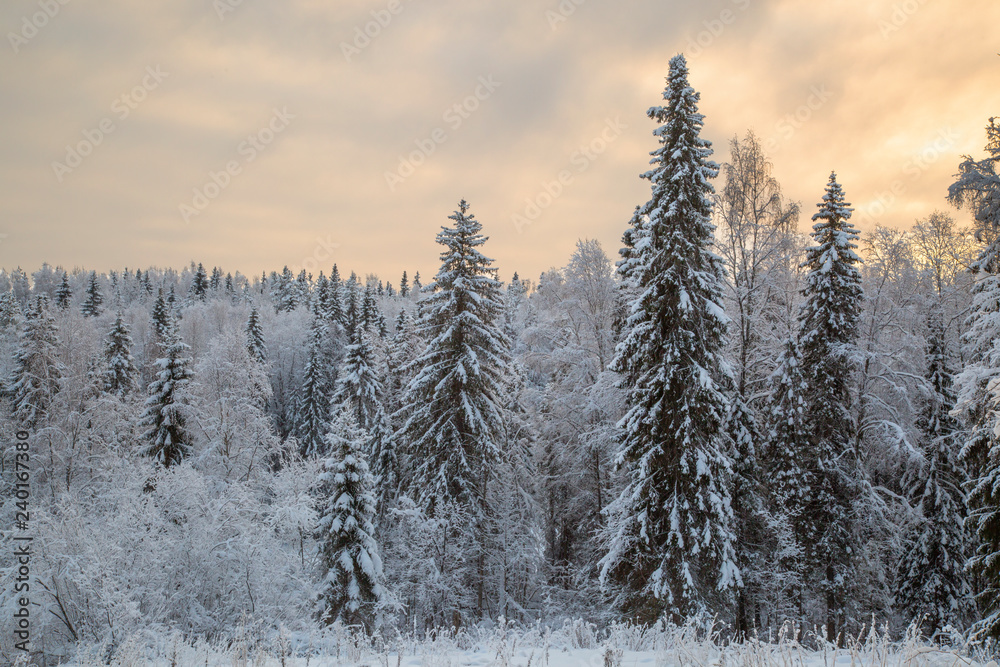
[{"left": 1, "top": 0, "right": 997, "bottom": 284}]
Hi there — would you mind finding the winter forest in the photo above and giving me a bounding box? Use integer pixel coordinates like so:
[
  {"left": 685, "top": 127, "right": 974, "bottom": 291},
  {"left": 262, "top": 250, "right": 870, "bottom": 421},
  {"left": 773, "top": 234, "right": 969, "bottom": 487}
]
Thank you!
[{"left": 4, "top": 54, "right": 1000, "bottom": 663}]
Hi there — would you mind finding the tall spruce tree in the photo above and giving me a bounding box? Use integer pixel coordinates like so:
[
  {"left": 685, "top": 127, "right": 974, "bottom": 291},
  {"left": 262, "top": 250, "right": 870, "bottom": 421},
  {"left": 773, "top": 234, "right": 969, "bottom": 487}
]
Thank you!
[
  {"left": 189, "top": 263, "right": 209, "bottom": 302},
  {"left": 948, "top": 117, "right": 1000, "bottom": 639},
  {"left": 765, "top": 336, "right": 811, "bottom": 605},
  {"left": 55, "top": 271, "right": 71, "bottom": 310},
  {"left": 103, "top": 312, "right": 139, "bottom": 398},
  {"left": 9, "top": 296, "right": 62, "bottom": 428},
  {"left": 796, "top": 172, "right": 863, "bottom": 640},
  {"left": 245, "top": 306, "right": 267, "bottom": 364},
  {"left": 141, "top": 307, "right": 192, "bottom": 466},
  {"left": 599, "top": 54, "right": 738, "bottom": 623},
  {"left": 396, "top": 200, "right": 511, "bottom": 516},
  {"left": 81, "top": 271, "right": 103, "bottom": 317},
  {"left": 316, "top": 410, "right": 390, "bottom": 630},
  {"left": 896, "top": 307, "right": 973, "bottom": 636},
  {"left": 297, "top": 314, "right": 333, "bottom": 457}
]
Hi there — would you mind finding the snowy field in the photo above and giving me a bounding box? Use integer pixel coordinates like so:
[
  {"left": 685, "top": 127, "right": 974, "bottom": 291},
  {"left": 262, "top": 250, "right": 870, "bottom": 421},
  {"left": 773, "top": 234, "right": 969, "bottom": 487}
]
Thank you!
[{"left": 63, "top": 621, "right": 994, "bottom": 667}]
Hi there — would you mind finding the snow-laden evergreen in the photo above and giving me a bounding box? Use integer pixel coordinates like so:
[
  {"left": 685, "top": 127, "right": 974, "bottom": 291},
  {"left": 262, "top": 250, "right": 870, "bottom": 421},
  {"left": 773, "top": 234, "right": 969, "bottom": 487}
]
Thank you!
[
  {"left": 316, "top": 410, "right": 390, "bottom": 630},
  {"left": 796, "top": 172, "right": 863, "bottom": 640},
  {"left": 8, "top": 296, "right": 62, "bottom": 427},
  {"left": 81, "top": 270, "right": 103, "bottom": 317},
  {"left": 297, "top": 313, "right": 334, "bottom": 457},
  {"left": 55, "top": 270, "right": 71, "bottom": 310},
  {"left": 948, "top": 117, "right": 1000, "bottom": 639},
  {"left": 600, "top": 54, "right": 738, "bottom": 622},
  {"left": 141, "top": 305, "right": 192, "bottom": 466},
  {"left": 102, "top": 312, "right": 139, "bottom": 398},
  {"left": 396, "top": 199, "right": 511, "bottom": 515},
  {"left": 896, "top": 307, "right": 973, "bottom": 636},
  {"left": 245, "top": 305, "right": 267, "bottom": 364}
]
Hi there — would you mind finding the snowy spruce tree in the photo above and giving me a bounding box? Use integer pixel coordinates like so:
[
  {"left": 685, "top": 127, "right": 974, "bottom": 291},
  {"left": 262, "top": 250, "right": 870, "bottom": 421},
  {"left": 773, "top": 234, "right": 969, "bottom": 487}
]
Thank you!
[
  {"left": 8, "top": 296, "right": 62, "bottom": 428},
  {"left": 948, "top": 117, "right": 1000, "bottom": 639},
  {"left": 896, "top": 307, "right": 972, "bottom": 637},
  {"left": 81, "top": 271, "right": 103, "bottom": 317},
  {"left": 189, "top": 262, "right": 209, "bottom": 302},
  {"left": 102, "top": 312, "right": 139, "bottom": 398},
  {"left": 141, "top": 305, "right": 192, "bottom": 467},
  {"left": 245, "top": 306, "right": 267, "bottom": 364},
  {"left": 297, "top": 313, "right": 333, "bottom": 457},
  {"left": 764, "top": 336, "right": 810, "bottom": 608},
  {"left": 55, "top": 271, "right": 71, "bottom": 310},
  {"left": 796, "top": 172, "right": 863, "bottom": 640},
  {"left": 316, "top": 410, "right": 390, "bottom": 630},
  {"left": 599, "top": 54, "right": 739, "bottom": 623},
  {"left": 396, "top": 199, "right": 511, "bottom": 516}
]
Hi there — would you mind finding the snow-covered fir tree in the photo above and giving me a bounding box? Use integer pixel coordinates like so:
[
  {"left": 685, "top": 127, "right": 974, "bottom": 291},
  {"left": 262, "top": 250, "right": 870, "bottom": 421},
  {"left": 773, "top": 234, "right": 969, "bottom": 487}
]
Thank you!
[
  {"left": 8, "top": 296, "right": 62, "bottom": 428},
  {"left": 296, "top": 313, "right": 333, "bottom": 457},
  {"left": 141, "top": 305, "right": 193, "bottom": 466},
  {"left": 245, "top": 306, "right": 267, "bottom": 364},
  {"left": 150, "top": 290, "right": 172, "bottom": 347},
  {"left": 399, "top": 270, "right": 409, "bottom": 298},
  {"left": 896, "top": 307, "right": 973, "bottom": 637},
  {"left": 796, "top": 172, "right": 863, "bottom": 640},
  {"left": 332, "top": 327, "right": 382, "bottom": 431},
  {"left": 189, "top": 262, "right": 209, "bottom": 302},
  {"left": 102, "top": 312, "right": 139, "bottom": 398},
  {"left": 55, "top": 270, "right": 71, "bottom": 310},
  {"left": 948, "top": 117, "right": 1000, "bottom": 639},
  {"left": 600, "top": 54, "right": 738, "bottom": 623},
  {"left": 396, "top": 199, "right": 511, "bottom": 516},
  {"left": 81, "top": 270, "right": 103, "bottom": 317},
  {"left": 316, "top": 410, "right": 390, "bottom": 630}
]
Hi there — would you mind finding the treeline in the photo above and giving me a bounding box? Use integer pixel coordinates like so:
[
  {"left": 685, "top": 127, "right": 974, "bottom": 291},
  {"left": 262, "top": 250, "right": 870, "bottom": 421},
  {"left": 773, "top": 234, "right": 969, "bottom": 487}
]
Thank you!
[{"left": 2, "top": 54, "right": 1000, "bottom": 661}]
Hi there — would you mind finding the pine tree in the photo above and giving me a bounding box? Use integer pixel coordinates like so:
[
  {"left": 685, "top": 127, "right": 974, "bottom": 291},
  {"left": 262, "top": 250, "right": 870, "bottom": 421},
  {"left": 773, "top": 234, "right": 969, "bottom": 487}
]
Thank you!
[
  {"left": 796, "top": 172, "right": 863, "bottom": 640},
  {"left": 948, "top": 117, "right": 1000, "bottom": 639},
  {"left": 150, "top": 290, "right": 172, "bottom": 348},
  {"left": 209, "top": 266, "right": 223, "bottom": 291},
  {"left": 275, "top": 266, "right": 297, "bottom": 313},
  {"left": 190, "top": 262, "right": 209, "bottom": 301},
  {"left": 81, "top": 271, "right": 103, "bottom": 317},
  {"left": 345, "top": 272, "right": 360, "bottom": 337},
  {"left": 141, "top": 308, "right": 192, "bottom": 467},
  {"left": 329, "top": 265, "right": 345, "bottom": 326},
  {"left": 399, "top": 271, "right": 409, "bottom": 298},
  {"left": 103, "top": 312, "right": 139, "bottom": 398},
  {"left": 316, "top": 410, "right": 390, "bottom": 630},
  {"left": 599, "top": 54, "right": 738, "bottom": 623},
  {"left": 55, "top": 271, "right": 71, "bottom": 310},
  {"left": 246, "top": 306, "right": 267, "bottom": 364},
  {"left": 396, "top": 200, "right": 511, "bottom": 516},
  {"left": 297, "top": 314, "right": 333, "bottom": 457},
  {"left": 412, "top": 271, "right": 422, "bottom": 292},
  {"left": 896, "top": 307, "right": 973, "bottom": 637},
  {"left": 332, "top": 328, "right": 382, "bottom": 429},
  {"left": 9, "top": 296, "right": 62, "bottom": 428}
]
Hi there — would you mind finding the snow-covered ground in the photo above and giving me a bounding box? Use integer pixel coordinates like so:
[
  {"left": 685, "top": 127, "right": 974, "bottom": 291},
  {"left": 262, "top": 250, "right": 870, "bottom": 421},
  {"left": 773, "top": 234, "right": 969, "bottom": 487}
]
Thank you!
[{"left": 64, "top": 621, "right": 993, "bottom": 667}]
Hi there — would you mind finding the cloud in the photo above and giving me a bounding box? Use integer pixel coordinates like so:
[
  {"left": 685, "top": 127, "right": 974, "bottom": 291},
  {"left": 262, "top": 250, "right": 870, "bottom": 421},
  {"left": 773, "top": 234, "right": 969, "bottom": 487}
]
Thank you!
[{"left": 1, "top": 0, "right": 998, "bottom": 282}]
